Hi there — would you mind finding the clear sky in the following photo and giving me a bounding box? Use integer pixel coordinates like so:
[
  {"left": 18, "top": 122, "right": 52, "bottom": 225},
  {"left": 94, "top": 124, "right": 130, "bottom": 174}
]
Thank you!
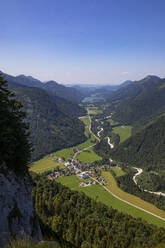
[{"left": 1, "top": 0, "right": 165, "bottom": 84}]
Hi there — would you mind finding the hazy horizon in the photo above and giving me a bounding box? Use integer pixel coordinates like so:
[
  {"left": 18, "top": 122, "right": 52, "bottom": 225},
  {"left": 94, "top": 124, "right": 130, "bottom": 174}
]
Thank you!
[{"left": 1, "top": 0, "right": 165, "bottom": 85}]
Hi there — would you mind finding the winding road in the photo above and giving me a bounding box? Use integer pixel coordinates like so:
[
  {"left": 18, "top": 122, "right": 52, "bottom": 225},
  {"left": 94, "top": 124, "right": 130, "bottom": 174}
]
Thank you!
[
  {"left": 107, "top": 137, "right": 114, "bottom": 149},
  {"left": 132, "top": 167, "right": 165, "bottom": 197},
  {"left": 97, "top": 127, "right": 103, "bottom": 138},
  {"left": 132, "top": 167, "right": 143, "bottom": 185}
]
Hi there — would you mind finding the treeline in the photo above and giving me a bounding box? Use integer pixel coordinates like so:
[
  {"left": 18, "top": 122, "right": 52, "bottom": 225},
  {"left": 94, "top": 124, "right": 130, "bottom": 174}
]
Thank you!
[
  {"left": 32, "top": 173, "right": 165, "bottom": 248},
  {"left": 115, "top": 167, "right": 165, "bottom": 211}
]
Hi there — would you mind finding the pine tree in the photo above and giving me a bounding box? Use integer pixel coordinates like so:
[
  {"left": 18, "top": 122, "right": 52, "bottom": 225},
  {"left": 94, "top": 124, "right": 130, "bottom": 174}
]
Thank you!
[{"left": 0, "top": 73, "right": 31, "bottom": 173}]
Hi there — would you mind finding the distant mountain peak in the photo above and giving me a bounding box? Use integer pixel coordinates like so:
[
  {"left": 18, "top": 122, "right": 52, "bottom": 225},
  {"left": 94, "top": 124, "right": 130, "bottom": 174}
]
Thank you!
[
  {"left": 120, "top": 80, "right": 133, "bottom": 88},
  {"left": 146, "top": 75, "right": 160, "bottom": 79},
  {"left": 16, "top": 74, "right": 41, "bottom": 83},
  {"left": 46, "top": 80, "right": 59, "bottom": 85},
  {"left": 137, "top": 75, "right": 161, "bottom": 84}
]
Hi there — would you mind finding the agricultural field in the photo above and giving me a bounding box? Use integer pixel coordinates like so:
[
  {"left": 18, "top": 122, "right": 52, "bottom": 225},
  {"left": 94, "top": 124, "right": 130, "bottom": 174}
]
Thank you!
[
  {"left": 88, "top": 106, "right": 102, "bottom": 115},
  {"left": 102, "top": 171, "right": 165, "bottom": 227},
  {"left": 56, "top": 175, "right": 93, "bottom": 190},
  {"left": 53, "top": 148, "right": 74, "bottom": 160},
  {"left": 110, "top": 166, "right": 126, "bottom": 177},
  {"left": 57, "top": 175, "right": 81, "bottom": 190},
  {"left": 76, "top": 147, "right": 102, "bottom": 163},
  {"left": 56, "top": 174, "right": 165, "bottom": 227},
  {"left": 112, "top": 125, "right": 132, "bottom": 143},
  {"left": 30, "top": 155, "right": 65, "bottom": 173}
]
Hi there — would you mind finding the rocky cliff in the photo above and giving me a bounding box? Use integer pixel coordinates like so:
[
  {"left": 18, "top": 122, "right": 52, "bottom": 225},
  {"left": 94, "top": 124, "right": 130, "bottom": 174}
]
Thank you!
[{"left": 0, "top": 163, "right": 42, "bottom": 247}]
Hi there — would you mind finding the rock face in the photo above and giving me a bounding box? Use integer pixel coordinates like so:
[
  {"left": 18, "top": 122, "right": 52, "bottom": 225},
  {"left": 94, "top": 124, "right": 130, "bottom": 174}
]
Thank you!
[{"left": 0, "top": 163, "right": 42, "bottom": 247}]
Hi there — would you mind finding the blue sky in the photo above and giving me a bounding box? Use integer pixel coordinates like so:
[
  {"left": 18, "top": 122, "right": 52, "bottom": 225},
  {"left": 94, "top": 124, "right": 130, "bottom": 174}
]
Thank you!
[{"left": 1, "top": 0, "right": 165, "bottom": 84}]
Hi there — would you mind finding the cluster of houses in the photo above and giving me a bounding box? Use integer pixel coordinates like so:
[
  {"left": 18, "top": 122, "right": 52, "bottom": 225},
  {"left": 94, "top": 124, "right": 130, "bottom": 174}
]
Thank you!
[
  {"left": 48, "top": 167, "right": 74, "bottom": 180},
  {"left": 64, "top": 158, "right": 92, "bottom": 173},
  {"left": 77, "top": 172, "right": 106, "bottom": 187},
  {"left": 79, "top": 180, "right": 98, "bottom": 187},
  {"left": 47, "top": 153, "right": 109, "bottom": 186}
]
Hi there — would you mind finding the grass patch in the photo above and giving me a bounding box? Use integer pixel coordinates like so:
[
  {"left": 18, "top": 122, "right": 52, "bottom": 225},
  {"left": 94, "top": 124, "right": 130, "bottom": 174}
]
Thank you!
[
  {"left": 80, "top": 116, "right": 90, "bottom": 126},
  {"left": 111, "top": 167, "right": 126, "bottom": 177},
  {"left": 57, "top": 175, "right": 81, "bottom": 189},
  {"left": 54, "top": 147, "right": 74, "bottom": 160},
  {"left": 88, "top": 110, "right": 102, "bottom": 115},
  {"left": 107, "top": 119, "right": 118, "bottom": 125},
  {"left": 30, "top": 155, "right": 65, "bottom": 173},
  {"left": 76, "top": 147, "right": 102, "bottom": 163},
  {"left": 57, "top": 175, "right": 93, "bottom": 189},
  {"left": 112, "top": 125, "right": 132, "bottom": 143},
  {"left": 88, "top": 106, "right": 102, "bottom": 115}
]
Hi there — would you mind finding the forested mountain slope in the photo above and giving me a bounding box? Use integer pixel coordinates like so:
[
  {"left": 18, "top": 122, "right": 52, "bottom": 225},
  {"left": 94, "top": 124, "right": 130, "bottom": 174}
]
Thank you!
[
  {"left": 9, "top": 84, "right": 86, "bottom": 161},
  {"left": 106, "top": 75, "right": 165, "bottom": 125},
  {"left": 4, "top": 72, "right": 86, "bottom": 117},
  {"left": 4, "top": 73, "right": 85, "bottom": 103},
  {"left": 111, "top": 114, "right": 165, "bottom": 170},
  {"left": 43, "top": 80, "right": 85, "bottom": 103}
]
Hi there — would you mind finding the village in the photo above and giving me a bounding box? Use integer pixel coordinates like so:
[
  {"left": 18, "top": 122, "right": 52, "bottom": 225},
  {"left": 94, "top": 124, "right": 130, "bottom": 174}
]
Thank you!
[{"left": 46, "top": 150, "right": 109, "bottom": 187}]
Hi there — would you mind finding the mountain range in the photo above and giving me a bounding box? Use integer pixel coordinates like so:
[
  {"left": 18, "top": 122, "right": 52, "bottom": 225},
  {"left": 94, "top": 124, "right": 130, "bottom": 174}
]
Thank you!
[{"left": 4, "top": 73, "right": 85, "bottom": 103}]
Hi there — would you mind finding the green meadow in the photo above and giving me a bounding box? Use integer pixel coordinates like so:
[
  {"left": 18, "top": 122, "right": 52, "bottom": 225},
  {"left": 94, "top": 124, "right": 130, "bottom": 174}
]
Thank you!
[
  {"left": 110, "top": 166, "right": 126, "bottom": 177},
  {"left": 88, "top": 106, "right": 102, "bottom": 115},
  {"left": 53, "top": 147, "right": 74, "bottom": 160},
  {"left": 76, "top": 147, "right": 102, "bottom": 162},
  {"left": 112, "top": 125, "right": 132, "bottom": 143},
  {"left": 30, "top": 155, "right": 65, "bottom": 173}
]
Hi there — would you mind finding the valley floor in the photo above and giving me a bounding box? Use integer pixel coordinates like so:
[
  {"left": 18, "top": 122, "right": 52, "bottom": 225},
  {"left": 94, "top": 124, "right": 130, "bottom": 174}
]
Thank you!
[{"left": 30, "top": 105, "right": 165, "bottom": 228}]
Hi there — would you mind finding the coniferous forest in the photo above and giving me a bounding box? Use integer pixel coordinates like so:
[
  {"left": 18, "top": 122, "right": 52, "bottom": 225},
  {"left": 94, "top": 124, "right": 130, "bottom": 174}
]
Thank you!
[{"left": 32, "top": 173, "right": 165, "bottom": 248}]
